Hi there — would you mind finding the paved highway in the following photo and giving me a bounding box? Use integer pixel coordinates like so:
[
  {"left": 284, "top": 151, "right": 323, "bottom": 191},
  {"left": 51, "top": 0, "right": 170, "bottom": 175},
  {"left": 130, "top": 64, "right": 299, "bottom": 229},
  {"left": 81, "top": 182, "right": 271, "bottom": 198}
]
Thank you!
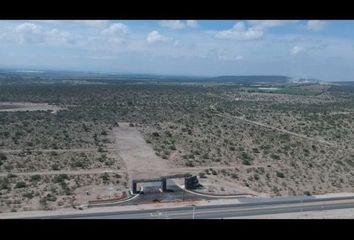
[{"left": 30, "top": 195, "right": 354, "bottom": 219}]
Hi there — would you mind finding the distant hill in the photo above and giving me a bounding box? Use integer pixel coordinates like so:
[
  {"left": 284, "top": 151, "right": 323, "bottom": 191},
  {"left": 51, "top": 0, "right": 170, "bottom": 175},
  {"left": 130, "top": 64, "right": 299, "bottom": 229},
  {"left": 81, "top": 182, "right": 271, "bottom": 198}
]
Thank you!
[
  {"left": 0, "top": 69, "right": 299, "bottom": 84},
  {"left": 209, "top": 75, "right": 290, "bottom": 84}
]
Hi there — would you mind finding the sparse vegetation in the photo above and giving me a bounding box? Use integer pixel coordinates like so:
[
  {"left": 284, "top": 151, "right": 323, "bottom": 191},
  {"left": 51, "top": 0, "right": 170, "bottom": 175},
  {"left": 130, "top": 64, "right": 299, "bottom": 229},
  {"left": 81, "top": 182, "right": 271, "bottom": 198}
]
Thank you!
[{"left": 0, "top": 73, "right": 354, "bottom": 212}]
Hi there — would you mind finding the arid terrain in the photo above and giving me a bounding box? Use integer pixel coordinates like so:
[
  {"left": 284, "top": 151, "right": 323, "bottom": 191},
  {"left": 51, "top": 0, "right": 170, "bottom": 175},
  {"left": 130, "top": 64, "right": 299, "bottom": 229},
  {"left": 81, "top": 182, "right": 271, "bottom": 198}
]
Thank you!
[
  {"left": 0, "top": 74, "right": 354, "bottom": 213},
  {"left": 0, "top": 102, "right": 64, "bottom": 113}
]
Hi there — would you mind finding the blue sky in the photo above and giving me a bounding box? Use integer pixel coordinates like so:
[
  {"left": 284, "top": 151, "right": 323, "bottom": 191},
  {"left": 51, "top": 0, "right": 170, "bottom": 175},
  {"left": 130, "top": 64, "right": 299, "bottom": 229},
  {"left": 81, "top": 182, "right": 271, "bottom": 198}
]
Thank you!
[{"left": 0, "top": 20, "right": 354, "bottom": 81}]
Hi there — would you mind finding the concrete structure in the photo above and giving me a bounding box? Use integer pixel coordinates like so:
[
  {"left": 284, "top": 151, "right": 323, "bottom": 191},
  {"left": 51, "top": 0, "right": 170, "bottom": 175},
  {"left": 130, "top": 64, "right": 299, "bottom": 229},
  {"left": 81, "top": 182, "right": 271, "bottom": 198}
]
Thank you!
[{"left": 132, "top": 174, "right": 191, "bottom": 194}]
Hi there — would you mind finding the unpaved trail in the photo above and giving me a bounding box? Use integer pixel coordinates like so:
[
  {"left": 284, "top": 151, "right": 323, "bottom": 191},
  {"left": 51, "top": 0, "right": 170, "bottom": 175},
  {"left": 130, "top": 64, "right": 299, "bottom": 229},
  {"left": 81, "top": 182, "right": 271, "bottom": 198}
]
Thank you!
[
  {"left": 0, "top": 148, "right": 101, "bottom": 153},
  {"left": 0, "top": 102, "right": 64, "bottom": 113},
  {"left": 0, "top": 168, "right": 124, "bottom": 177},
  {"left": 0, "top": 164, "right": 262, "bottom": 177},
  {"left": 0, "top": 148, "right": 132, "bottom": 154},
  {"left": 216, "top": 113, "right": 336, "bottom": 147}
]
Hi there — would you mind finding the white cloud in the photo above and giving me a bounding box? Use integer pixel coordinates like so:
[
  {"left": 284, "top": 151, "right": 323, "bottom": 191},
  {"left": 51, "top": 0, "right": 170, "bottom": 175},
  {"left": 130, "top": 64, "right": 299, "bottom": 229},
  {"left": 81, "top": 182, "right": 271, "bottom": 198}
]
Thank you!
[
  {"left": 247, "top": 20, "right": 298, "bottom": 29},
  {"left": 186, "top": 20, "right": 198, "bottom": 28},
  {"left": 15, "top": 23, "right": 41, "bottom": 34},
  {"left": 215, "top": 22, "right": 264, "bottom": 40},
  {"left": 71, "top": 20, "right": 109, "bottom": 28},
  {"left": 147, "top": 31, "right": 171, "bottom": 44},
  {"left": 102, "top": 23, "right": 128, "bottom": 36},
  {"left": 12, "top": 22, "right": 77, "bottom": 46},
  {"left": 290, "top": 46, "right": 304, "bottom": 56},
  {"left": 160, "top": 20, "right": 185, "bottom": 29},
  {"left": 159, "top": 20, "right": 198, "bottom": 30},
  {"left": 31, "top": 20, "right": 109, "bottom": 28},
  {"left": 14, "top": 23, "right": 43, "bottom": 44},
  {"left": 306, "top": 20, "right": 326, "bottom": 31},
  {"left": 46, "top": 29, "right": 76, "bottom": 45}
]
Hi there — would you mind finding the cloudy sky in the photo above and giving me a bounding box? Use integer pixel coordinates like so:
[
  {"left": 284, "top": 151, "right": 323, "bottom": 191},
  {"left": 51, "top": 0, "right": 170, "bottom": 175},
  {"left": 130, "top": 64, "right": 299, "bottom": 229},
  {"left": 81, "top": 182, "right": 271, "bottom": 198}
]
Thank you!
[{"left": 0, "top": 20, "right": 354, "bottom": 81}]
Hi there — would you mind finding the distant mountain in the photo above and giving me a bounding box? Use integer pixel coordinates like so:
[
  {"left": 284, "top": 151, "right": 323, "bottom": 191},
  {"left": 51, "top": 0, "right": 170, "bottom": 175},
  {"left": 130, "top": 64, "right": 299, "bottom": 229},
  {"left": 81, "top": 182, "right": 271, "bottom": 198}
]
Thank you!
[{"left": 209, "top": 75, "right": 290, "bottom": 84}]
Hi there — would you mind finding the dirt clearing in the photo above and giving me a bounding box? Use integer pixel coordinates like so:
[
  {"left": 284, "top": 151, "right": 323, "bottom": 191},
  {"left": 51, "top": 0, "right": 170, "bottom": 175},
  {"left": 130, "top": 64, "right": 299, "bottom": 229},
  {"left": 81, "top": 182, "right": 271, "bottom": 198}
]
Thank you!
[
  {"left": 0, "top": 102, "right": 64, "bottom": 113},
  {"left": 111, "top": 123, "right": 171, "bottom": 180}
]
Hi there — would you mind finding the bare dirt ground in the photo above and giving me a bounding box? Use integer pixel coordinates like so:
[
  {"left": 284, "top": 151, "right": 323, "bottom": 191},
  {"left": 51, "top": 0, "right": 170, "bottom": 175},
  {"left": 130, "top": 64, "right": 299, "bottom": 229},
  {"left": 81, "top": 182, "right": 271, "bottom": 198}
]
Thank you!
[
  {"left": 196, "top": 175, "right": 268, "bottom": 197},
  {"left": 0, "top": 102, "right": 64, "bottom": 113},
  {"left": 110, "top": 123, "right": 172, "bottom": 180},
  {"left": 72, "top": 182, "right": 128, "bottom": 206}
]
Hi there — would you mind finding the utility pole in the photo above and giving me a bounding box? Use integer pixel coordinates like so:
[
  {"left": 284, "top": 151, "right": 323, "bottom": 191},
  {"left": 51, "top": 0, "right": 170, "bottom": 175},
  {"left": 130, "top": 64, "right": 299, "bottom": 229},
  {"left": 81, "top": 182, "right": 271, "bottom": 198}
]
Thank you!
[{"left": 192, "top": 206, "right": 195, "bottom": 219}]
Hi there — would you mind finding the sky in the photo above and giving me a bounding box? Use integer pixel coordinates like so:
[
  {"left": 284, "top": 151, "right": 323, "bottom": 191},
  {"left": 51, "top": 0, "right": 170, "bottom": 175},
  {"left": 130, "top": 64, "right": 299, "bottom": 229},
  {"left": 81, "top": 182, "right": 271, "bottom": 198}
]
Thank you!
[{"left": 0, "top": 20, "right": 354, "bottom": 81}]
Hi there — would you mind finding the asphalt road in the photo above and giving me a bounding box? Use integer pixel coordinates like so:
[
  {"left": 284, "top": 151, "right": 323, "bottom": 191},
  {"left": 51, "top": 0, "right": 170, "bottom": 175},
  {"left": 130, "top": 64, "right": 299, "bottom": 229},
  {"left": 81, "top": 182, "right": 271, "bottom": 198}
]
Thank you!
[{"left": 32, "top": 195, "right": 354, "bottom": 219}]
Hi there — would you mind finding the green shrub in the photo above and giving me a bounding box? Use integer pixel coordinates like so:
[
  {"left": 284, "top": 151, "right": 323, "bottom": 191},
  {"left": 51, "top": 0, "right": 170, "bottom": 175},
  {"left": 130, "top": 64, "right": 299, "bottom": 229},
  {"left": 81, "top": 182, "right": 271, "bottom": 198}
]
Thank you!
[
  {"left": 199, "top": 172, "right": 207, "bottom": 178},
  {"left": 276, "top": 171, "right": 285, "bottom": 178},
  {"left": 152, "top": 132, "right": 160, "bottom": 137},
  {"left": 50, "top": 151, "right": 58, "bottom": 156},
  {"left": 30, "top": 175, "right": 41, "bottom": 182},
  {"left": 185, "top": 161, "right": 194, "bottom": 167},
  {"left": 241, "top": 152, "right": 252, "bottom": 161},
  {"left": 46, "top": 193, "right": 57, "bottom": 202},
  {"left": 23, "top": 192, "right": 34, "bottom": 199},
  {"left": 0, "top": 152, "right": 7, "bottom": 161},
  {"left": 242, "top": 159, "right": 251, "bottom": 165},
  {"left": 15, "top": 181, "right": 26, "bottom": 188},
  {"left": 51, "top": 164, "right": 60, "bottom": 170},
  {"left": 304, "top": 191, "right": 311, "bottom": 196},
  {"left": 54, "top": 174, "right": 69, "bottom": 183},
  {"left": 39, "top": 197, "right": 47, "bottom": 206},
  {"left": 0, "top": 178, "right": 10, "bottom": 190},
  {"left": 231, "top": 173, "right": 238, "bottom": 179},
  {"left": 101, "top": 173, "right": 109, "bottom": 182},
  {"left": 252, "top": 148, "right": 260, "bottom": 153}
]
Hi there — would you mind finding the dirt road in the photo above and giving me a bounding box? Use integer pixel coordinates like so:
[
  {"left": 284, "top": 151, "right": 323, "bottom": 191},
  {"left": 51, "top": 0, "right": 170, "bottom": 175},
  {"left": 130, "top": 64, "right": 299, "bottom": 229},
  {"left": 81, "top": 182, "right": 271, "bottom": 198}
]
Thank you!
[
  {"left": 216, "top": 113, "right": 336, "bottom": 147},
  {"left": 0, "top": 148, "right": 126, "bottom": 153},
  {"left": 0, "top": 165, "right": 265, "bottom": 177}
]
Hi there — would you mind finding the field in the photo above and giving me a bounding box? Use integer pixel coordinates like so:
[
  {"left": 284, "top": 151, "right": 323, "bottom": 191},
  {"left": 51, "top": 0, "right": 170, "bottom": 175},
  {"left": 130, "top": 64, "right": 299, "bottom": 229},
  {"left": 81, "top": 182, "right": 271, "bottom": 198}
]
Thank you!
[{"left": 0, "top": 72, "right": 354, "bottom": 213}]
